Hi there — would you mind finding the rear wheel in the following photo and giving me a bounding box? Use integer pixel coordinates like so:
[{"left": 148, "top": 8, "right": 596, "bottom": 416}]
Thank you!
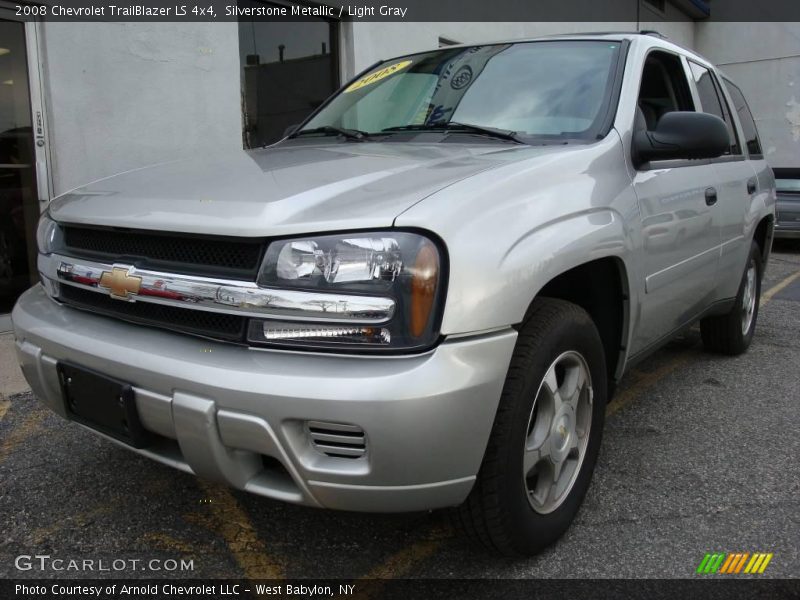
[
  {"left": 700, "top": 241, "right": 762, "bottom": 355},
  {"left": 453, "top": 298, "right": 607, "bottom": 556}
]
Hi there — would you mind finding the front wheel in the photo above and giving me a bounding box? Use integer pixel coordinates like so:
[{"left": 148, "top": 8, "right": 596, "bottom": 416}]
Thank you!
[
  {"left": 453, "top": 298, "right": 607, "bottom": 556},
  {"left": 700, "top": 241, "right": 762, "bottom": 355}
]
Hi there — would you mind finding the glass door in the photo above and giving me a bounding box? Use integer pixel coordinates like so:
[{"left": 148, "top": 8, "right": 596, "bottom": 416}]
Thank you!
[
  {"left": 238, "top": 0, "right": 340, "bottom": 147},
  {"left": 0, "top": 14, "right": 44, "bottom": 318}
]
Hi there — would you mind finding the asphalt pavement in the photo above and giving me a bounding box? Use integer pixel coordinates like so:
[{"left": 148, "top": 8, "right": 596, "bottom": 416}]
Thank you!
[{"left": 1, "top": 241, "right": 799, "bottom": 583}]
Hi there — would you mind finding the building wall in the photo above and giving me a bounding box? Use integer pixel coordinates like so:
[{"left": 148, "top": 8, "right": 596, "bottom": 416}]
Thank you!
[
  {"left": 695, "top": 22, "right": 800, "bottom": 169},
  {"left": 639, "top": 0, "right": 696, "bottom": 50},
  {"left": 39, "top": 22, "right": 242, "bottom": 196}
]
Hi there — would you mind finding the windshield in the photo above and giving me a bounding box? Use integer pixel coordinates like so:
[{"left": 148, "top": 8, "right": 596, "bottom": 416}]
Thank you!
[{"left": 298, "top": 40, "right": 622, "bottom": 141}]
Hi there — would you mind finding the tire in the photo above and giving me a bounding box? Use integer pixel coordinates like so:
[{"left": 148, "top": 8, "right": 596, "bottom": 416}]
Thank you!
[
  {"left": 453, "top": 297, "right": 607, "bottom": 556},
  {"left": 700, "top": 241, "right": 762, "bottom": 355}
]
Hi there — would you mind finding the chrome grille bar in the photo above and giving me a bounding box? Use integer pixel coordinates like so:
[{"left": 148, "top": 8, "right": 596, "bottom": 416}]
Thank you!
[{"left": 38, "top": 253, "right": 395, "bottom": 324}]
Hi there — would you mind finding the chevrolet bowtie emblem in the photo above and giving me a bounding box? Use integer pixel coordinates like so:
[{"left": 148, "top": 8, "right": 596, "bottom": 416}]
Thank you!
[{"left": 99, "top": 266, "right": 142, "bottom": 300}]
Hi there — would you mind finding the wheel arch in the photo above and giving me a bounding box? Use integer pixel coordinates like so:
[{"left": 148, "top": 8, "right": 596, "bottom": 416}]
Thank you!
[
  {"left": 523, "top": 256, "right": 631, "bottom": 395},
  {"left": 753, "top": 213, "right": 774, "bottom": 270}
]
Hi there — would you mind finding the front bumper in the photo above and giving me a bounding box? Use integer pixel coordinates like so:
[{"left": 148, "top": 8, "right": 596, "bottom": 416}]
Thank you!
[{"left": 12, "top": 285, "right": 516, "bottom": 512}]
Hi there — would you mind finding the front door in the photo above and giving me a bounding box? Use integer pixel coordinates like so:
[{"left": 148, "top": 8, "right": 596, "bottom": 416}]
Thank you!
[
  {"left": 0, "top": 10, "right": 48, "bottom": 325},
  {"left": 633, "top": 165, "right": 721, "bottom": 350},
  {"left": 629, "top": 49, "right": 721, "bottom": 353}
]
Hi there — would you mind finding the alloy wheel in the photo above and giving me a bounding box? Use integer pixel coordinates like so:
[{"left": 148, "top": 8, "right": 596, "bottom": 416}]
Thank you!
[
  {"left": 741, "top": 259, "right": 757, "bottom": 335},
  {"left": 523, "top": 351, "right": 593, "bottom": 514}
]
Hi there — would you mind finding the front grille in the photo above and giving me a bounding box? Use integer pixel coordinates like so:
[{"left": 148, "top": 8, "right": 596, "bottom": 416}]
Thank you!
[
  {"left": 62, "top": 226, "right": 266, "bottom": 279},
  {"left": 59, "top": 285, "right": 247, "bottom": 342},
  {"left": 307, "top": 421, "right": 367, "bottom": 459}
]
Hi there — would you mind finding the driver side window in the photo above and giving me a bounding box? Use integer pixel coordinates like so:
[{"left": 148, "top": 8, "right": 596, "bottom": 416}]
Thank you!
[{"left": 636, "top": 51, "right": 695, "bottom": 132}]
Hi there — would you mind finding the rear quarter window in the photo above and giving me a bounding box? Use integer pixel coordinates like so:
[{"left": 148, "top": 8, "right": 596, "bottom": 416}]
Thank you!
[
  {"left": 722, "top": 78, "right": 763, "bottom": 157},
  {"left": 688, "top": 61, "right": 740, "bottom": 155}
]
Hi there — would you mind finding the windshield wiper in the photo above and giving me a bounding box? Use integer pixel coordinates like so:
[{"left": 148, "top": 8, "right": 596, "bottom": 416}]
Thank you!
[
  {"left": 381, "top": 122, "right": 524, "bottom": 143},
  {"left": 381, "top": 124, "right": 445, "bottom": 132},
  {"left": 292, "top": 125, "right": 368, "bottom": 141},
  {"left": 442, "top": 122, "right": 525, "bottom": 144}
]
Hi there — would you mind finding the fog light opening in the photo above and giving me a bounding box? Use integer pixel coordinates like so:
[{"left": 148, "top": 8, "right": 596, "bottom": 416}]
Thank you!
[{"left": 248, "top": 320, "right": 391, "bottom": 346}]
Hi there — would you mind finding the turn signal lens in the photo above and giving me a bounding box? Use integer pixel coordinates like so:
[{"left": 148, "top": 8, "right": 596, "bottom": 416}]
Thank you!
[
  {"left": 410, "top": 241, "right": 439, "bottom": 338},
  {"left": 36, "top": 213, "right": 58, "bottom": 255}
]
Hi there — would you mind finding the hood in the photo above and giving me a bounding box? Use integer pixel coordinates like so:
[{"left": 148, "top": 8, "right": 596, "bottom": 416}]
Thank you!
[{"left": 49, "top": 142, "right": 550, "bottom": 237}]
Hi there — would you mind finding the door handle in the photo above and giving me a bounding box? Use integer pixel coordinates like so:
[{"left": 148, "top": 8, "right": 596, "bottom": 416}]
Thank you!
[
  {"left": 747, "top": 178, "right": 757, "bottom": 194},
  {"left": 705, "top": 187, "right": 718, "bottom": 206}
]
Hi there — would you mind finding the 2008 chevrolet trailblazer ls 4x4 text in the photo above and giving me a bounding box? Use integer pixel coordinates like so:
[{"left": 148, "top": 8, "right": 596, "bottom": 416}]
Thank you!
[{"left": 13, "top": 33, "right": 775, "bottom": 555}]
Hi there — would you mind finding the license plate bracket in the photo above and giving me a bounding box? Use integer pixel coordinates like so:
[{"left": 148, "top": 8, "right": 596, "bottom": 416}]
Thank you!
[{"left": 57, "top": 362, "right": 151, "bottom": 448}]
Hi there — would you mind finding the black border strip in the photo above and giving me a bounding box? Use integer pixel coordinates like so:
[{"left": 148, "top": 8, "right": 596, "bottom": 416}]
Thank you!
[{"left": 9, "top": 0, "right": 800, "bottom": 22}]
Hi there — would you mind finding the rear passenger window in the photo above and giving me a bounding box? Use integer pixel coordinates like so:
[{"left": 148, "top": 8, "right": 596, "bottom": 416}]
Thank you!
[
  {"left": 688, "top": 61, "right": 740, "bottom": 155},
  {"left": 723, "top": 78, "right": 763, "bottom": 157}
]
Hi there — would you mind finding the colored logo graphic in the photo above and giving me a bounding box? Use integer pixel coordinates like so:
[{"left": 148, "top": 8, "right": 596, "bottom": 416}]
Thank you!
[
  {"left": 450, "top": 65, "right": 473, "bottom": 89},
  {"left": 696, "top": 552, "right": 773, "bottom": 574}
]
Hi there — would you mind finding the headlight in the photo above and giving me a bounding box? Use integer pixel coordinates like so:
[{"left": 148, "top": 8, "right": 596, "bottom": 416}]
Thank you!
[
  {"left": 36, "top": 212, "right": 58, "bottom": 255},
  {"left": 250, "top": 231, "right": 445, "bottom": 352}
]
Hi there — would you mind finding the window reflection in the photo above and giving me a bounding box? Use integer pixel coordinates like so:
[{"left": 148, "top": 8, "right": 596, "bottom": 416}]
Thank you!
[{"left": 238, "top": 1, "right": 339, "bottom": 147}]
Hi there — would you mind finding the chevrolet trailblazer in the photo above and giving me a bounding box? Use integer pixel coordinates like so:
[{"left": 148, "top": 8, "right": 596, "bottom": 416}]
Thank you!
[{"left": 13, "top": 33, "right": 775, "bottom": 556}]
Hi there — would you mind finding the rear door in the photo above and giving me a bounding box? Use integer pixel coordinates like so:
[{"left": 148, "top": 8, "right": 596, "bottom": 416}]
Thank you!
[
  {"left": 630, "top": 49, "right": 721, "bottom": 352},
  {"left": 720, "top": 78, "right": 775, "bottom": 293},
  {"left": 687, "top": 61, "right": 751, "bottom": 301}
]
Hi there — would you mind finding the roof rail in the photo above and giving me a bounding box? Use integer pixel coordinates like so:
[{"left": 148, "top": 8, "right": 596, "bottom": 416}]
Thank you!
[{"left": 535, "top": 30, "right": 671, "bottom": 40}]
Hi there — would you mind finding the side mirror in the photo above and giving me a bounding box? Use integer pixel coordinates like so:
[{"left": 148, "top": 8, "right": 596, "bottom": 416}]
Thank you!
[
  {"left": 283, "top": 124, "right": 300, "bottom": 138},
  {"left": 633, "top": 111, "right": 729, "bottom": 166}
]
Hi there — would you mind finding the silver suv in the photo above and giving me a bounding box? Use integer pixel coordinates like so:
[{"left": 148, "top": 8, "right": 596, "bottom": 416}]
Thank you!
[{"left": 13, "top": 33, "right": 775, "bottom": 556}]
